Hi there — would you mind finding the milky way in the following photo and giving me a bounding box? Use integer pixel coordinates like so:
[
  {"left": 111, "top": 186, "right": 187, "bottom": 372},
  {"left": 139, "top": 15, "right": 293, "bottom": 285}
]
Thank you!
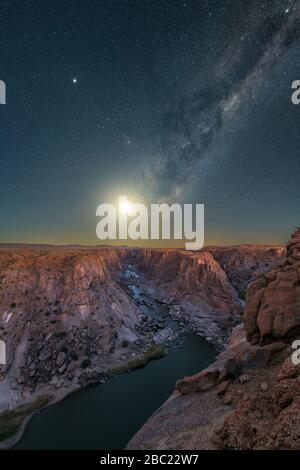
[{"left": 145, "top": 0, "right": 300, "bottom": 201}]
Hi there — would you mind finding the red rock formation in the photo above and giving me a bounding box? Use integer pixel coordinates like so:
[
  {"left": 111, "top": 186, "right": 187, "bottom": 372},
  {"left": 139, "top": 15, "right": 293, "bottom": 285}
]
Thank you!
[
  {"left": 132, "top": 249, "right": 242, "bottom": 347},
  {"left": 244, "top": 229, "right": 300, "bottom": 344},
  {"left": 0, "top": 248, "right": 144, "bottom": 395}
]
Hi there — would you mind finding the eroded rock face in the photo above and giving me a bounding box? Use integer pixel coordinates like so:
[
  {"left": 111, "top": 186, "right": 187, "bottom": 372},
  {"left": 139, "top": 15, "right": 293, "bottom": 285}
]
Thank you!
[
  {"left": 0, "top": 248, "right": 145, "bottom": 399},
  {"left": 0, "top": 247, "right": 242, "bottom": 412},
  {"left": 208, "top": 245, "right": 285, "bottom": 297},
  {"left": 244, "top": 229, "right": 300, "bottom": 344},
  {"left": 132, "top": 249, "right": 242, "bottom": 347},
  {"left": 136, "top": 250, "right": 239, "bottom": 315}
]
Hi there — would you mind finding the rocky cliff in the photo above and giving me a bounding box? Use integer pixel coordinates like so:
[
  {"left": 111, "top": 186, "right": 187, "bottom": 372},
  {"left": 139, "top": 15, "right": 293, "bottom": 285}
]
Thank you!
[
  {"left": 244, "top": 230, "right": 300, "bottom": 344},
  {"left": 0, "top": 244, "right": 284, "bottom": 447},
  {"left": 207, "top": 245, "right": 285, "bottom": 298},
  {"left": 129, "top": 249, "right": 243, "bottom": 348},
  {"left": 127, "top": 235, "right": 300, "bottom": 450}
]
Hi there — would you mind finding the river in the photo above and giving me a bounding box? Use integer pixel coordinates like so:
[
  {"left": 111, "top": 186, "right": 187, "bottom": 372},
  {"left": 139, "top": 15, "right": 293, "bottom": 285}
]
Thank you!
[{"left": 14, "top": 333, "right": 215, "bottom": 450}]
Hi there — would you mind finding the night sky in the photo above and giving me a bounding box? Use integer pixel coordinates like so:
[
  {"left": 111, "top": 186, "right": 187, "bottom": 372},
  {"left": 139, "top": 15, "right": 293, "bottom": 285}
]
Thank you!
[{"left": 1, "top": 0, "right": 300, "bottom": 246}]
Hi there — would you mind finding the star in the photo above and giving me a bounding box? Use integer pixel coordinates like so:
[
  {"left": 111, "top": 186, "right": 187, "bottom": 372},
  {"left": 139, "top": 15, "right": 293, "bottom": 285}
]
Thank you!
[{"left": 72, "top": 78, "right": 77, "bottom": 84}]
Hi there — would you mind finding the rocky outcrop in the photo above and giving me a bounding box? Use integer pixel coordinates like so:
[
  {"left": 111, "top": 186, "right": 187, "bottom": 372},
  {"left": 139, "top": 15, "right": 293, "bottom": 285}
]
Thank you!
[
  {"left": 244, "top": 229, "right": 300, "bottom": 344},
  {"left": 127, "top": 233, "right": 300, "bottom": 451}
]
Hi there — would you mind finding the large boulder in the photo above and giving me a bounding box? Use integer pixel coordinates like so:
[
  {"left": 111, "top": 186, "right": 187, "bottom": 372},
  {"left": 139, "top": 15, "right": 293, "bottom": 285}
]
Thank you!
[
  {"left": 244, "top": 228, "right": 300, "bottom": 344},
  {"left": 176, "top": 369, "right": 219, "bottom": 394}
]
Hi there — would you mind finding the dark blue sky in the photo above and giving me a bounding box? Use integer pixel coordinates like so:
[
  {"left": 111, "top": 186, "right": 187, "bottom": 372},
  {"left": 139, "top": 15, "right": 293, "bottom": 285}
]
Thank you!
[{"left": 0, "top": 0, "right": 300, "bottom": 246}]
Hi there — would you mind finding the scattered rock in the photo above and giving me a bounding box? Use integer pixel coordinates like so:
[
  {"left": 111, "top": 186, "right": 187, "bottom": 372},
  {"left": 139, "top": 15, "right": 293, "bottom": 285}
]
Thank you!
[
  {"left": 260, "top": 382, "right": 269, "bottom": 392},
  {"left": 176, "top": 369, "right": 219, "bottom": 395},
  {"left": 217, "top": 380, "right": 230, "bottom": 396},
  {"left": 225, "top": 348, "right": 271, "bottom": 378},
  {"left": 218, "top": 367, "right": 230, "bottom": 383},
  {"left": 56, "top": 352, "right": 66, "bottom": 367},
  {"left": 39, "top": 350, "right": 52, "bottom": 362},
  {"left": 58, "top": 363, "right": 67, "bottom": 374},
  {"left": 223, "top": 393, "right": 233, "bottom": 405},
  {"left": 239, "top": 374, "right": 250, "bottom": 385}
]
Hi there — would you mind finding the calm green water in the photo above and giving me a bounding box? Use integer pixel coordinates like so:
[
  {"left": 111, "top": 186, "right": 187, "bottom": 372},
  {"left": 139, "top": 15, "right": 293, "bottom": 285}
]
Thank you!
[{"left": 14, "top": 334, "right": 215, "bottom": 450}]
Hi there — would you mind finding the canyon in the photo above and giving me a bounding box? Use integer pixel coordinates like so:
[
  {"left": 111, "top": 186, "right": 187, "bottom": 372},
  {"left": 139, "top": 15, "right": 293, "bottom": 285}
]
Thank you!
[
  {"left": 0, "top": 242, "right": 285, "bottom": 448},
  {"left": 127, "top": 231, "right": 300, "bottom": 450}
]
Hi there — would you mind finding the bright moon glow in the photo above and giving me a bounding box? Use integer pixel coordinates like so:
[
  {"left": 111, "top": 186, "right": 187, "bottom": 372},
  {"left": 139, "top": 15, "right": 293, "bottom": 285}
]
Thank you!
[{"left": 119, "top": 196, "right": 132, "bottom": 213}]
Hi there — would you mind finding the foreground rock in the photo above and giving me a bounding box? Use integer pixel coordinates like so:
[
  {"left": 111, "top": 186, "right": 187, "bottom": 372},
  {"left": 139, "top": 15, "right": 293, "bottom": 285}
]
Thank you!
[
  {"left": 244, "top": 228, "right": 300, "bottom": 344},
  {"left": 127, "top": 327, "right": 300, "bottom": 450},
  {"left": 127, "top": 234, "right": 300, "bottom": 450}
]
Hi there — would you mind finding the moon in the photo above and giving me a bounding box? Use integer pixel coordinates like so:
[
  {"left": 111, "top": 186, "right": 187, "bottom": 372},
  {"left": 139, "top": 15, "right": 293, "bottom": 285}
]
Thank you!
[{"left": 119, "top": 196, "right": 132, "bottom": 214}]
